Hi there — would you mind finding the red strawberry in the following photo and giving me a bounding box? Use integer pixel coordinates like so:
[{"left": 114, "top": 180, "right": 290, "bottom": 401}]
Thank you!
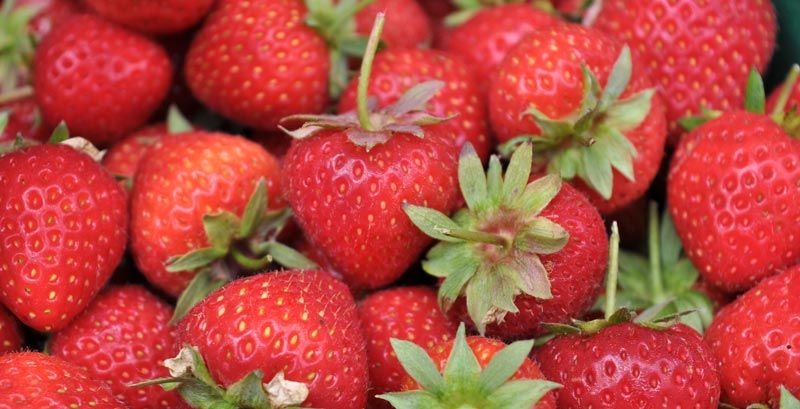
[
  {"left": 49, "top": 285, "right": 187, "bottom": 409},
  {"left": 81, "top": 0, "right": 214, "bottom": 35},
  {"left": 705, "top": 265, "right": 800, "bottom": 408},
  {"left": 489, "top": 24, "right": 667, "bottom": 214},
  {"left": 0, "top": 141, "right": 127, "bottom": 332},
  {"left": 440, "top": 4, "right": 561, "bottom": 95},
  {"left": 0, "top": 95, "right": 48, "bottom": 142},
  {"left": 357, "top": 286, "right": 456, "bottom": 407},
  {"left": 591, "top": 0, "right": 777, "bottom": 140},
  {"left": 34, "top": 14, "right": 172, "bottom": 146},
  {"left": 17, "top": 0, "right": 81, "bottom": 38},
  {"left": 767, "top": 65, "right": 800, "bottom": 124},
  {"left": 0, "top": 306, "right": 22, "bottom": 355},
  {"left": 338, "top": 47, "right": 491, "bottom": 160},
  {"left": 354, "top": 0, "right": 431, "bottom": 48},
  {"left": 0, "top": 352, "right": 126, "bottom": 408}
]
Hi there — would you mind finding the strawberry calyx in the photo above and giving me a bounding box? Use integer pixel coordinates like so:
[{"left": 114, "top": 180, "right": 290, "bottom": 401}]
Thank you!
[
  {"left": 769, "top": 64, "right": 800, "bottom": 138},
  {"left": 379, "top": 323, "right": 560, "bottom": 409},
  {"left": 132, "top": 346, "right": 311, "bottom": 409},
  {"left": 444, "top": 0, "right": 555, "bottom": 27},
  {"left": 0, "top": 121, "right": 107, "bottom": 159},
  {"left": 404, "top": 142, "right": 568, "bottom": 335},
  {"left": 499, "top": 46, "right": 654, "bottom": 200},
  {"left": 0, "top": 0, "right": 39, "bottom": 91},
  {"left": 731, "top": 386, "right": 800, "bottom": 409}
]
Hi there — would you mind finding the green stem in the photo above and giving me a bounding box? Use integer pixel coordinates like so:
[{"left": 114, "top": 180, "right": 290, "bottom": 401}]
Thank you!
[
  {"left": 231, "top": 248, "right": 273, "bottom": 271},
  {"left": 355, "top": 13, "right": 385, "bottom": 131},
  {"left": 604, "top": 222, "right": 620, "bottom": 320},
  {"left": 444, "top": 228, "right": 509, "bottom": 247},
  {"left": 648, "top": 202, "right": 665, "bottom": 301},
  {"left": 771, "top": 64, "right": 800, "bottom": 118},
  {"left": 0, "top": 85, "right": 32, "bottom": 104}
]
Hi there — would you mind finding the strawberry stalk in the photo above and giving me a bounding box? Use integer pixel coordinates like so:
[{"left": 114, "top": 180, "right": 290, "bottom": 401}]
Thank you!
[
  {"left": 603, "top": 222, "right": 620, "bottom": 320},
  {"left": 355, "top": 12, "right": 383, "bottom": 131},
  {"left": 647, "top": 203, "right": 665, "bottom": 302}
]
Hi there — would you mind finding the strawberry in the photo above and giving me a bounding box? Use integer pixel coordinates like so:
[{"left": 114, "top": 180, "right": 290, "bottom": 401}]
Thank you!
[
  {"left": 767, "top": 65, "right": 800, "bottom": 130},
  {"left": 0, "top": 138, "right": 127, "bottom": 332},
  {"left": 337, "top": 47, "right": 491, "bottom": 160},
  {"left": 380, "top": 323, "right": 558, "bottom": 408},
  {"left": 404, "top": 143, "right": 607, "bottom": 339},
  {"left": 591, "top": 0, "right": 777, "bottom": 140},
  {"left": 354, "top": 0, "right": 431, "bottom": 48},
  {"left": 33, "top": 14, "right": 173, "bottom": 146},
  {"left": 667, "top": 70, "right": 800, "bottom": 293},
  {"left": 489, "top": 24, "right": 667, "bottom": 214},
  {"left": 705, "top": 266, "right": 800, "bottom": 408},
  {"left": 0, "top": 352, "right": 126, "bottom": 408},
  {"left": 0, "top": 305, "right": 22, "bottom": 355},
  {"left": 141, "top": 270, "right": 368, "bottom": 408},
  {"left": 81, "top": 0, "right": 215, "bottom": 35},
  {"left": 17, "top": 0, "right": 81, "bottom": 39},
  {"left": 49, "top": 285, "right": 187, "bottom": 409},
  {"left": 0, "top": 95, "right": 48, "bottom": 142},
  {"left": 282, "top": 15, "right": 459, "bottom": 289},
  {"left": 357, "top": 286, "right": 456, "bottom": 407}
]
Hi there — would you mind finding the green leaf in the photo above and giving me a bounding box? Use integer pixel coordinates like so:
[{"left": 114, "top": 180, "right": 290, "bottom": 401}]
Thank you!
[
  {"left": 478, "top": 339, "right": 535, "bottom": 391},
  {"left": 505, "top": 254, "right": 552, "bottom": 300},
  {"left": 680, "top": 291, "right": 714, "bottom": 332},
  {"left": 598, "top": 46, "right": 633, "bottom": 111},
  {"left": 328, "top": 49, "right": 349, "bottom": 99},
  {"left": 659, "top": 210, "right": 682, "bottom": 266},
  {"left": 390, "top": 338, "right": 446, "bottom": 393},
  {"left": 203, "top": 212, "right": 241, "bottom": 250},
  {"left": 166, "top": 247, "right": 227, "bottom": 273},
  {"left": 48, "top": 122, "right": 70, "bottom": 144},
  {"left": 167, "top": 105, "right": 193, "bottom": 133},
  {"left": 599, "top": 126, "right": 637, "bottom": 182},
  {"left": 170, "top": 269, "right": 228, "bottom": 324},
  {"left": 515, "top": 217, "right": 569, "bottom": 254},
  {"left": 224, "top": 371, "right": 270, "bottom": 408},
  {"left": 176, "top": 379, "right": 235, "bottom": 409},
  {"left": 238, "top": 179, "right": 268, "bottom": 238},
  {"left": 423, "top": 242, "right": 480, "bottom": 278},
  {"left": 511, "top": 174, "right": 561, "bottom": 214},
  {"left": 386, "top": 81, "right": 445, "bottom": 117},
  {"left": 549, "top": 148, "right": 580, "bottom": 180},
  {"left": 442, "top": 324, "right": 482, "bottom": 384},
  {"left": 579, "top": 144, "right": 614, "bottom": 199},
  {"left": 523, "top": 106, "right": 574, "bottom": 140},
  {"left": 488, "top": 379, "right": 561, "bottom": 409},
  {"left": 378, "top": 390, "right": 444, "bottom": 409},
  {"left": 0, "top": 111, "right": 9, "bottom": 135},
  {"left": 403, "top": 204, "right": 463, "bottom": 243},
  {"left": 501, "top": 142, "right": 533, "bottom": 203},
  {"left": 458, "top": 143, "right": 488, "bottom": 210},
  {"left": 486, "top": 155, "right": 503, "bottom": 206},
  {"left": 465, "top": 266, "right": 495, "bottom": 335},
  {"left": 338, "top": 35, "right": 370, "bottom": 57},
  {"left": 604, "top": 89, "right": 654, "bottom": 132},
  {"left": 489, "top": 271, "right": 520, "bottom": 315},
  {"left": 744, "top": 67, "right": 766, "bottom": 115},
  {"left": 781, "top": 386, "right": 800, "bottom": 409},
  {"left": 617, "top": 250, "right": 651, "bottom": 295},
  {"left": 672, "top": 297, "right": 704, "bottom": 334},
  {"left": 663, "top": 259, "right": 698, "bottom": 293},
  {"left": 443, "top": 8, "right": 479, "bottom": 27},
  {"left": 678, "top": 115, "right": 711, "bottom": 132},
  {"left": 437, "top": 257, "right": 478, "bottom": 309},
  {"left": 263, "top": 241, "right": 318, "bottom": 270}
]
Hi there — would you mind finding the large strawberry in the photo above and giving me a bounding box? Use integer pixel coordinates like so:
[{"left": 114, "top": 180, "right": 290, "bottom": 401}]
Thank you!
[
  {"left": 705, "top": 266, "right": 800, "bottom": 408},
  {"left": 380, "top": 323, "right": 558, "bottom": 408},
  {"left": 0, "top": 352, "right": 126, "bottom": 408},
  {"left": 34, "top": 14, "right": 172, "bottom": 146},
  {"left": 140, "top": 270, "right": 369, "bottom": 409},
  {"left": 489, "top": 24, "right": 667, "bottom": 214},
  {"left": 357, "top": 286, "right": 456, "bottom": 407},
  {"left": 338, "top": 47, "right": 490, "bottom": 160},
  {"left": 0, "top": 135, "right": 127, "bottom": 332},
  {"left": 282, "top": 15, "right": 459, "bottom": 289},
  {"left": 49, "top": 285, "right": 187, "bottom": 409},
  {"left": 667, "top": 70, "right": 800, "bottom": 293},
  {"left": 591, "top": 0, "right": 777, "bottom": 139},
  {"left": 81, "top": 0, "right": 215, "bottom": 35},
  {"left": 404, "top": 142, "right": 607, "bottom": 339},
  {"left": 354, "top": 0, "right": 430, "bottom": 48},
  {"left": 0, "top": 305, "right": 22, "bottom": 355}
]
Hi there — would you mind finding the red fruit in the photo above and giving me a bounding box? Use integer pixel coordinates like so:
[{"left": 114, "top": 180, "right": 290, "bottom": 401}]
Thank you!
[
  {"left": 489, "top": 24, "right": 667, "bottom": 214},
  {"left": 176, "top": 270, "right": 368, "bottom": 408},
  {"left": 441, "top": 4, "right": 561, "bottom": 95},
  {"left": 0, "top": 306, "right": 22, "bottom": 355},
  {"left": 338, "top": 48, "right": 491, "bottom": 160},
  {"left": 706, "top": 266, "right": 800, "bottom": 407},
  {"left": 418, "top": 0, "right": 454, "bottom": 21},
  {"left": 536, "top": 322, "right": 720, "bottom": 408},
  {"left": 0, "top": 96, "right": 48, "bottom": 143},
  {"left": 767, "top": 73, "right": 800, "bottom": 115},
  {"left": 0, "top": 143, "right": 127, "bottom": 331},
  {"left": 101, "top": 124, "right": 167, "bottom": 182},
  {"left": 0, "top": 352, "right": 126, "bottom": 408},
  {"left": 81, "top": 0, "right": 215, "bottom": 35},
  {"left": 668, "top": 111, "right": 800, "bottom": 292},
  {"left": 130, "top": 132, "right": 282, "bottom": 297},
  {"left": 17, "top": 0, "right": 81, "bottom": 38},
  {"left": 354, "top": 0, "right": 430, "bottom": 48},
  {"left": 34, "top": 14, "right": 172, "bottom": 146},
  {"left": 49, "top": 285, "right": 186, "bottom": 409},
  {"left": 357, "top": 286, "right": 456, "bottom": 406},
  {"left": 592, "top": 0, "right": 777, "bottom": 140}
]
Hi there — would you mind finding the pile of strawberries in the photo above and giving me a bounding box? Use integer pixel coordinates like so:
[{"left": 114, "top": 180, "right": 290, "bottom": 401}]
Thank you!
[{"left": 1, "top": 0, "right": 799, "bottom": 408}]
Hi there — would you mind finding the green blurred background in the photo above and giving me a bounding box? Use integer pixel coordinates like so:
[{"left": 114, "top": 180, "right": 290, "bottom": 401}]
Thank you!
[{"left": 766, "top": 0, "right": 800, "bottom": 89}]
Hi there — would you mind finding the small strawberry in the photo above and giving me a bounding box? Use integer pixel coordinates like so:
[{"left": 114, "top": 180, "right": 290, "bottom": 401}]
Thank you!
[
  {"left": 338, "top": 47, "right": 491, "bottom": 160},
  {"left": 0, "top": 352, "right": 126, "bottom": 408},
  {"left": 0, "top": 95, "right": 48, "bottom": 142},
  {"left": 357, "top": 286, "right": 456, "bottom": 407},
  {"left": 0, "top": 305, "right": 22, "bottom": 355},
  {"left": 354, "top": 0, "right": 431, "bottom": 48},
  {"left": 81, "top": 0, "right": 215, "bottom": 35},
  {"left": 380, "top": 323, "right": 559, "bottom": 408},
  {"left": 49, "top": 285, "right": 187, "bottom": 409},
  {"left": 767, "top": 65, "right": 800, "bottom": 133},
  {"left": 282, "top": 15, "right": 459, "bottom": 289},
  {"left": 591, "top": 0, "right": 777, "bottom": 139},
  {"left": 0, "top": 131, "right": 127, "bottom": 332},
  {"left": 490, "top": 24, "right": 667, "bottom": 214},
  {"left": 34, "top": 14, "right": 173, "bottom": 146},
  {"left": 139, "top": 270, "right": 369, "bottom": 409},
  {"left": 404, "top": 142, "right": 607, "bottom": 339}
]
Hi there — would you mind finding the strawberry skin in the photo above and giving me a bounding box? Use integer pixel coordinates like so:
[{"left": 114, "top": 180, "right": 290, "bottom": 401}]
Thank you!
[
  {"left": 592, "top": 0, "right": 777, "bottom": 139},
  {"left": 17, "top": 0, "right": 82, "bottom": 39},
  {"left": 33, "top": 14, "right": 173, "bottom": 146},
  {"left": 537, "top": 323, "right": 720, "bottom": 408},
  {"left": 0, "top": 352, "right": 126, "bottom": 408},
  {"left": 50, "top": 285, "right": 187, "bottom": 409},
  {"left": 101, "top": 124, "right": 166, "bottom": 184},
  {"left": 130, "top": 132, "right": 282, "bottom": 297},
  {"left": 354, "top": 0, "right": 431, "bottom": 48},
  {"left": 177, "top": 270, "right": 369, "bottom": 408},
  {"left": 0, "top": 306, "right": 22, "bottom": 355},
  {"left": 82, "top": 0, "right": 215, "bottom": 34},
  {"left": 705, "top": 266, "right": 800, "bottom": 407},
  {"left": 338, "top": 48, "right": 491, "bottom": 160},
  {"left": 0, "top": 96, "right": 48, "bottom": 143},
  {"left": 0, "top": 144, "right": 127, "bottom": 332},
  {"left": 184, "top": 0, "right": 330, "bottom": 131},
  {"left": 667, "top": 111, "right": 800, "bottom": 292}
]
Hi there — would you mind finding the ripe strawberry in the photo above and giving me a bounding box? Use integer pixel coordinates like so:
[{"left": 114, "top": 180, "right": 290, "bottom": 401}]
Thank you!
[
  {"left": 0, "top": 95, "right": 48, "bottom": 142},
  {"left": 0, "top": 352, "right": 126, "bottom": 408},
  {"left": 489, "top": 24, "right": 667, "bottom": 214},
  {"left": 354, "top": 0, "right": 431, "bottom": 48},
  {"left": 34, "top": 14, "right": 172, "bottom": 146},
  {"left": 338, "top": 47, "right": 491, "bottom": 160},
  {"left": 381, "top": 323, "right": 558, "bottom": 408},
  {"left": 591, "top": 0, "right": 777, "bottom": 139},
  {"left": 357, "top": 286, "right": 456, "bottom": 407},
  {"left": 767, "top": 65, "right": 800, "bottom": 124},
  {"left": 49, "top": 285, "right": 187, "bottom": 409},
  {"left": 705, "top": 266, "right": 800, "bottom": 408},
  {"left": 0, "top": 305, "right": 22, "bottom": 355},
  {"left": 81, "top": 0, "right": 215, "bottom": 35},
  {"left": 17, "top": 0, "right": 81, "bottom": 38},
  {"left": 0, "top": 141, "right": 127, "bottom": 332},
  {"left": 405, "top": 143, "right": 607, "bottom": 339}
]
